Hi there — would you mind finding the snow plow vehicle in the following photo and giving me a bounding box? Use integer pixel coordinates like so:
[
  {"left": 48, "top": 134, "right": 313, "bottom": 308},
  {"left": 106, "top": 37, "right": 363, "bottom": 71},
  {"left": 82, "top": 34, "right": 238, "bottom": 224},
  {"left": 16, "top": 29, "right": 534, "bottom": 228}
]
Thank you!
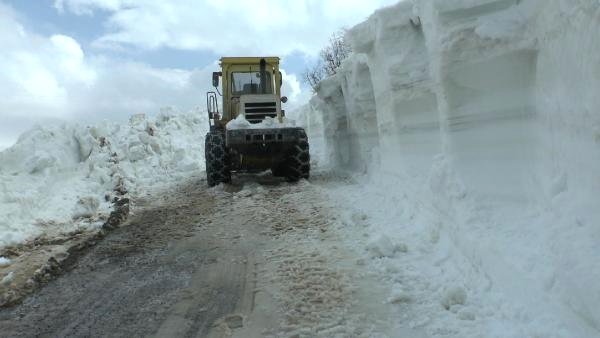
[{"left": 204, "top": 57, "right": 310, "bottom": 186}]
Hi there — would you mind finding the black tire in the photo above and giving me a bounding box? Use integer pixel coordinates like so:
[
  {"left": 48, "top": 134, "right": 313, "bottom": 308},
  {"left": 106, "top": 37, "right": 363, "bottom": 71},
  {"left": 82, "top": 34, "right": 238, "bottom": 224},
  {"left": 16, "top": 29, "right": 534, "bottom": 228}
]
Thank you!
[
  {"left": 205, "top": 131, "right": 231, "bottom": 187},
  {"left": 271, "top": 165, "right": 285, "bottom": 177},
  {"left": 284, "top": 130, "right": 310, "bottom": 182}
]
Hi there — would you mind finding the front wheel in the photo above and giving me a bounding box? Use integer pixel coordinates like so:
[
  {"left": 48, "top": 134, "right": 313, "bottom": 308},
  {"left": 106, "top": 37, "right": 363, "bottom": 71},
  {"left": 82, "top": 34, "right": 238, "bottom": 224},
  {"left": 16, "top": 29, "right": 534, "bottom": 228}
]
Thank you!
[
  {"left": 283, "top": 130, "right": 310, "bottom": 182},
  {"left": 271, "top": 164, "right": 286, "bottom": 177},
  {"left": 205, "top": 131, "right": 231, "bottom": 187}
]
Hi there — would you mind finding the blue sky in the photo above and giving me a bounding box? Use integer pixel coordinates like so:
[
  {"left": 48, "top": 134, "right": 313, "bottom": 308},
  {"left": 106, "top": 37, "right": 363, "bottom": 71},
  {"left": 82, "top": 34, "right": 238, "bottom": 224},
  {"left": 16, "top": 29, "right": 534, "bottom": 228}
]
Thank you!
[
  {"left": 0, "top": 0, "right": 398, "bottom": 149},
  {"left": 6, "top": 0, "right": 223, "bottom": 69}
]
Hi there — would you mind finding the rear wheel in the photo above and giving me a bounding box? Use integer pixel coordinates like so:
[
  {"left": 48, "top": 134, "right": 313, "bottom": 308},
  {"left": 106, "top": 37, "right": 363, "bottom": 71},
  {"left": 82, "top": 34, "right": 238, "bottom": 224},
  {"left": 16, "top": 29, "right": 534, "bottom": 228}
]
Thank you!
[
  {"left": 284, "top": 130, "right": 310, "bottom": 182},
  {"left": 205, "top": 131, "right": 231, "bottom": 187}
]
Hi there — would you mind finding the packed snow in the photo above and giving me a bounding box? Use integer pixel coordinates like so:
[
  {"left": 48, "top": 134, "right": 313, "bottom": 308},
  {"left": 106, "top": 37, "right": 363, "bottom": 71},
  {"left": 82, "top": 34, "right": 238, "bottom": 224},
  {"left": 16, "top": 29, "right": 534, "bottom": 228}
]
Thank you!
[
  {"left": 296, "top": 0, "right": 600, "bottom": 336},
  {"left": 0, "top": 107, "right": 207, "bottom": 248}
]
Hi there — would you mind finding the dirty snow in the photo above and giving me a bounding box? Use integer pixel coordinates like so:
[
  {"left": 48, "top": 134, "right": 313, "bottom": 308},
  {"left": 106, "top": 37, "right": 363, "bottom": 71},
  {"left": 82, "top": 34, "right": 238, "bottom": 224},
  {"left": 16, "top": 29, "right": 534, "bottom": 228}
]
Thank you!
[
  {"left": 207, "top": 177, "right": 424, "bottom": 337},
  {"left": 1, "top": 272, "right": 14, "bottom": 286}
]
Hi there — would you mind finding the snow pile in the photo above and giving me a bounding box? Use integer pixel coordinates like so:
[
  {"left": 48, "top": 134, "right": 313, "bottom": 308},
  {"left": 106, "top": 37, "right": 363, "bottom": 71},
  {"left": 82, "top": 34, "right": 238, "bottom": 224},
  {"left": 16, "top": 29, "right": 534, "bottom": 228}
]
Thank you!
[
  {"left": 226, "top": 114, "right": 296, "bottom": 130},
  {"left": 115, "top": 109, "right": 207, "bottom": 190},
  {"left": 0, "top": 107, "right": 207, "bottom": 248},
  {"left": 301, "top": 0, "right": 600, "bottom": 336},
  {"left": 0, "top": 123, "right": 115, "bottom": 247}
]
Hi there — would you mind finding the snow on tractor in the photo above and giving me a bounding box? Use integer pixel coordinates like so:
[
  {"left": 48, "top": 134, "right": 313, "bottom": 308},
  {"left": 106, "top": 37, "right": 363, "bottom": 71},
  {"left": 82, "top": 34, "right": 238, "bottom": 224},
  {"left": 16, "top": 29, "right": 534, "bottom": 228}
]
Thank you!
[{"left": 204, "top": 57, "right": 310, "bottom": 186}]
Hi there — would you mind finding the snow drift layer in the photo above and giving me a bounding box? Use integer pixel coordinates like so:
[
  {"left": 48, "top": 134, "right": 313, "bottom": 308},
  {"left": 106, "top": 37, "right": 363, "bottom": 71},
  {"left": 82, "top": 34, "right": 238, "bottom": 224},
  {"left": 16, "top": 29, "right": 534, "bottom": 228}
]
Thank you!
[
  {"left": 298, "top": 0, "right": 600, "bottom": 336},
  {"left": 0, "top": 108, "right": 207, "bottom": 248}
]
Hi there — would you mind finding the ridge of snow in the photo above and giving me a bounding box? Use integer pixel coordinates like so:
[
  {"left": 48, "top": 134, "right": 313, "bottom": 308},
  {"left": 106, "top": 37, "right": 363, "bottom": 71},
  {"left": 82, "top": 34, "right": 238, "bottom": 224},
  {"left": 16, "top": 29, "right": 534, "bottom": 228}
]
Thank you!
[{"left": 0, "top": 107, "right": 208, "bottom": 248}]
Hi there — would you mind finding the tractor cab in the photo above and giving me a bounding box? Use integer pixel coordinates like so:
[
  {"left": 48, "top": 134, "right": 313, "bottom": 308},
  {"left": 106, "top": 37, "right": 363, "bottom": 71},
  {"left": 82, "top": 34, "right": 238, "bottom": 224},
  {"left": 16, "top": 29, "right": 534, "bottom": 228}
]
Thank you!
[
  {"left": 204, "top": 57, "right": 309, "bottom": 187},
  {"left": 208, "top": 57, "right": 287, "bottom": 127}
]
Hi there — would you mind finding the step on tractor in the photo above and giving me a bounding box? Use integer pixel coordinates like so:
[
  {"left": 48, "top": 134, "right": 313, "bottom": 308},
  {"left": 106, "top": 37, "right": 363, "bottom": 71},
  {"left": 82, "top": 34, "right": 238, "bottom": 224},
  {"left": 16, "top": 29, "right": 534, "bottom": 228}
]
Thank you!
[{"left": 204, "top": 57, "right": 310, "bottom": 186}]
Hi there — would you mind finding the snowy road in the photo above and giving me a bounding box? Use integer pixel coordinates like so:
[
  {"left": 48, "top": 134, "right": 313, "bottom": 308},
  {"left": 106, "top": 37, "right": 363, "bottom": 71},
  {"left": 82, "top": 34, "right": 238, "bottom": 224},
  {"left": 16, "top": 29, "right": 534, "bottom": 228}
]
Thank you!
[{"left": 0, "top": 174, "right": 418, "bottom": 337}]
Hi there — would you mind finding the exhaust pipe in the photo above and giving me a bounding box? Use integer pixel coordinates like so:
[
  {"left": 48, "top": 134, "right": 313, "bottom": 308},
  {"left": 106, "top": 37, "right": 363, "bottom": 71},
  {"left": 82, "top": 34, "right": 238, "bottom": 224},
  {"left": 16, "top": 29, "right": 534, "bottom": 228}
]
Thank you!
[{"left": 260, "top": 58, "right": 267, "bottom": 94}]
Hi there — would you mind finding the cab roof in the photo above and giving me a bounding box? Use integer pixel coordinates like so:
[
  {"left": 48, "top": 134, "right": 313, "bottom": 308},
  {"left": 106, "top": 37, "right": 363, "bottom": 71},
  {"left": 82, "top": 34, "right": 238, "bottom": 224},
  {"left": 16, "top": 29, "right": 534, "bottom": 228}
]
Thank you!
[{"left": 220, "top": 57, "right": 280, "bottom": 66}]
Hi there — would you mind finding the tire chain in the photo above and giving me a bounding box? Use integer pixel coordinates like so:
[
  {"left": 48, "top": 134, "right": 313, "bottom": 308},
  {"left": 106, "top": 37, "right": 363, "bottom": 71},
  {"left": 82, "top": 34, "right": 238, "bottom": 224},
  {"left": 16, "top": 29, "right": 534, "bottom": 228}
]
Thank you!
[
  {"left": 284, "top": 130, "right": 310, "bottom": 182},
  {"left": 205, "top": 131, "right": 231, "bottom": 186}
]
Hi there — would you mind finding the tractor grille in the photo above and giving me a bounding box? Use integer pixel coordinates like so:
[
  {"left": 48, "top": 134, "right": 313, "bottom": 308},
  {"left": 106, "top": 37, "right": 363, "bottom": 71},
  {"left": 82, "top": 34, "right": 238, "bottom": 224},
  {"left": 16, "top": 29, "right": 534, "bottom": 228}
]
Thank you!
[{"left": 244, "top": 101, "right": 277, "bottom": 123}]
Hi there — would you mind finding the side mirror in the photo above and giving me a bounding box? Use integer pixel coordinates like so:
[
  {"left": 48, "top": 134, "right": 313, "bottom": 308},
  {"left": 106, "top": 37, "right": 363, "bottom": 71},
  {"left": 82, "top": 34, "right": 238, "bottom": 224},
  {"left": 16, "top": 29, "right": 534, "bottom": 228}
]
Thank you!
[
  {"left": 212, "top": 72, "right": 221, "bottom": 87},
  {"left": 281, "top": 96, "right": 288, "bottom": 103},
  {"left": 279, "top": 71, "right": 283, "bottom": 88}
]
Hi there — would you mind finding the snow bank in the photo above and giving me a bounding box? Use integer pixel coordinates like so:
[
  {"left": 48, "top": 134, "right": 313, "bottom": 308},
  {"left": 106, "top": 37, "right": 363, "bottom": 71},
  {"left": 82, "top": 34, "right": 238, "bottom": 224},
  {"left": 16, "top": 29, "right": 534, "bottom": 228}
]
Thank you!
[
  {"left": 0, "top": 107, "right": 207, "bottom": 248},
  {"left": 301, "top": 0, "right": 600, "bottom": 336}
]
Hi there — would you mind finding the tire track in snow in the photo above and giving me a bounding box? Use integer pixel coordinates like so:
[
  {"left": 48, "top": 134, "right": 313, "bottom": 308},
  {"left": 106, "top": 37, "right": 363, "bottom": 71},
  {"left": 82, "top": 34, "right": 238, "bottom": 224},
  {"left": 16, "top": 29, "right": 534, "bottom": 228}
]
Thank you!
[{"left": 222, "top": 177, "right": 394, "bottom": 337}]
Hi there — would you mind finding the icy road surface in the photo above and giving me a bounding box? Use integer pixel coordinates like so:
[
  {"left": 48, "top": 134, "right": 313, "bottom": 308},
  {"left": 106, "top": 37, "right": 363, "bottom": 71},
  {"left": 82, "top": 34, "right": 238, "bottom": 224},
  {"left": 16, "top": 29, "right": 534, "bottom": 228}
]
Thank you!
[{"left": 0, "top": 174, "right": 424, "bottom": 338}]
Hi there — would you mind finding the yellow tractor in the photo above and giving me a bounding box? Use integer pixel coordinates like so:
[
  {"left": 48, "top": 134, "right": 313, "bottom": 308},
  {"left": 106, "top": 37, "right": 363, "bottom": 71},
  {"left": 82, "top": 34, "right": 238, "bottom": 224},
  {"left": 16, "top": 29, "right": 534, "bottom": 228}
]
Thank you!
[{"left": 205, "top": 57, "right": 310, "bottom": 186}]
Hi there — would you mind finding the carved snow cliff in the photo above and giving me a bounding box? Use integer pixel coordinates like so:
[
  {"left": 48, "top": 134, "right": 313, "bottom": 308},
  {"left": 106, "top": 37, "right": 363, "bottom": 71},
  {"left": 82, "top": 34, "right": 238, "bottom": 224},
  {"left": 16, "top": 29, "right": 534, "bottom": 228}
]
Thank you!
[{"left": 297, "top": 0, "right": 600, "bottom": 335}]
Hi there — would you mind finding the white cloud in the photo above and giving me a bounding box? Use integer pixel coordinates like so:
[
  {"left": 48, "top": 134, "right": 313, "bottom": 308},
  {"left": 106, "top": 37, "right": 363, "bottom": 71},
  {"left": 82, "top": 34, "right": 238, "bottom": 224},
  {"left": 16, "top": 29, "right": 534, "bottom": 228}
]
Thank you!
[
  {"left": 281, "top": 70, "right": 301, "bottom": 102},
  {"left": 55, "top": 0, "right": 399, "bottom": 56},
  {"left": 67, "top": 59, "right": 216, "bottom": 122},
  {"left": 0, "top": 5, "right": 71, "bottom": 118},
  {"left": 50, "top": 35, "right": 97, "bottom": 86},
  {"left": 0, "top": 3, "right": 216, "bottom": 149},
  {"left": 54, "top": 0, "right": 124, "bottom": 15}
]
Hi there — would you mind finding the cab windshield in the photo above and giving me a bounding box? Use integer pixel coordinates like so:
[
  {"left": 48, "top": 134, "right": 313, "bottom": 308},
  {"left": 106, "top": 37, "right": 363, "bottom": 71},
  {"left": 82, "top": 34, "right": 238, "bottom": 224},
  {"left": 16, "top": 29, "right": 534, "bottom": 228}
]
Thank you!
[{"left": 231, "top": 71, "right": 273, "bottom": 96}]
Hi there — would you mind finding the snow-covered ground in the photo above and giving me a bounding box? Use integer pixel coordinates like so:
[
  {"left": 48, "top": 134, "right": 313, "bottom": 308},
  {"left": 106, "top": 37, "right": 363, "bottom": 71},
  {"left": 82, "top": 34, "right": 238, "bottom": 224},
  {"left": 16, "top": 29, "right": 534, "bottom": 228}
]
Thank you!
[
  {"left": 0, "top": 108, "right": 208, "bottom": 249},
  {"left": 296, "top": 0, "right": 600, "bottom": 336}
]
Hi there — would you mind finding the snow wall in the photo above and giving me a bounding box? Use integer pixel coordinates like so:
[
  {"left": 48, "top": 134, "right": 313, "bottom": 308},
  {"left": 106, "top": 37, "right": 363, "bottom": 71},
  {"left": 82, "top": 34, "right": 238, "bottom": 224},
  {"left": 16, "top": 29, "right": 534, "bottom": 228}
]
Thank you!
[{"left": 298, "top": 0, "right": 600, "bottom": 334}]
